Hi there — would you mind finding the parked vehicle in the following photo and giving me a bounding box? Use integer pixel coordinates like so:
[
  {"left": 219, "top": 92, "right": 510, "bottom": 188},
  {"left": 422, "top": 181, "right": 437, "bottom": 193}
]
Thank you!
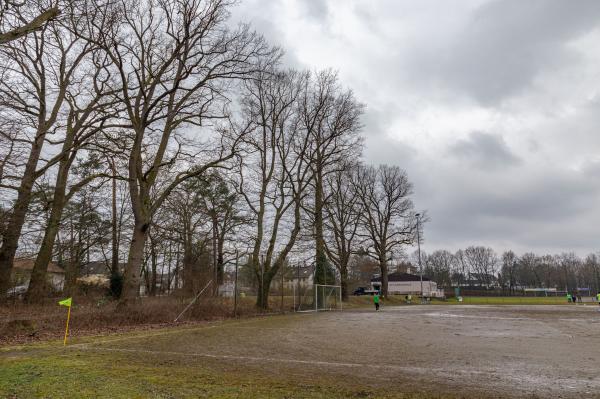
[
  {"left": 6, "top": 284, "right": 28, "bottom": 299},
  {"left": 353, "top": 287, "right": 380, "bottom": 296}
]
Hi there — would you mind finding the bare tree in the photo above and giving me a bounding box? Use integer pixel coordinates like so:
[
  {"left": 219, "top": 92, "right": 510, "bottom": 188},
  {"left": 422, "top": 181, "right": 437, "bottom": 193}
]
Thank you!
[
  {"left": 463, "top": 246, "right": 498, "bottom": 288},
  {"left": 423, "top": 250, "right": 454, "bottom": 288},
  {"left": 500, "top": 250, "right": 518, "bottom": 294},
  {"left": 26, "top": 51, "right": 115, "bottom": 301},
  {"left": 353, "top": 164, "right": 417, "bottom": 297},
  {"left": 196, "top": 171, "right": 246, "bottom": 291},
  {"left": 299, "top": 70, "right": 363, "bottom": 286},
  {"left": 323, "top": 165, "right": 362, "bottom": 300},
  {"left": 162, "top": 178, "right": 211, "bottom": 295},
  {"left": 0, "top": 6, "right": 95, "bottom": 299},
  {"left": 238, "top": 69, "right": 311, "bottom": 309},
  {"left": 82, "top": 0, "right": 273, "bottom": 305}
]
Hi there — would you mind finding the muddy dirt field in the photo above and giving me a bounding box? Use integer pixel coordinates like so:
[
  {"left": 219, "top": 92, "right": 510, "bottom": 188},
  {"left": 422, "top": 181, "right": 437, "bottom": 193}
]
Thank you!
[{"left": 71, "top": 304, "right": 600, "bottom": 398}]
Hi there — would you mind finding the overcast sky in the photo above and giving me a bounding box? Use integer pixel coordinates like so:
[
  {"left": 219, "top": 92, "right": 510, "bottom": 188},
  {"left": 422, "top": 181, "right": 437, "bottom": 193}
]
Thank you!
[{"left": 231, "top": 0, "right": 600, "bottom": 257}]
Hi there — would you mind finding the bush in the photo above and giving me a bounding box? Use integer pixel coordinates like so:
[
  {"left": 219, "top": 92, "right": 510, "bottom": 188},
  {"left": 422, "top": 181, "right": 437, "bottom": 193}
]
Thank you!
[{"left": 109, "top": 272, "right": 123, "bottom": 298}]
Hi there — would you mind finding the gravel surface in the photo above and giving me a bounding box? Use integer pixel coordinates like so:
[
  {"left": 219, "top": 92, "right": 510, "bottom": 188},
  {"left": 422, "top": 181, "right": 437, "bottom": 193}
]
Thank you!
[{"left": 76, "top": 304, "right": 600, "bottom": 398}]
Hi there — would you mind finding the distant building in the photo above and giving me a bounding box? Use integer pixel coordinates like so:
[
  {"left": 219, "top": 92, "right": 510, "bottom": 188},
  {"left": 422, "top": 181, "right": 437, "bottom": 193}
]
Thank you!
[
  {"left": 80, "top": 260, "right": 126, "bottom": 276},
  {"left": 11, "top": 258, "right": 65, "bottom": 291},
  {"left": 285, "top": 265, "right": 314, "bottom": 289},
  {"left": 371, "top": 272, "right": 444, "bottom": 297},
  {"left": 463, "top": 272, "right": 498, "bottom": 288}
]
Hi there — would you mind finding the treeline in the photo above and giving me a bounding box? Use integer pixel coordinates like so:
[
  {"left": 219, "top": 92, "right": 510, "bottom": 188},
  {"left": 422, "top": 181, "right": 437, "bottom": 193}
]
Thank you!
[
  {"left": 0, "top": 1, "right": 422, "bottom": 307},
  {"left": 420, "top": 247, "right": 600, "bottom": 294}
]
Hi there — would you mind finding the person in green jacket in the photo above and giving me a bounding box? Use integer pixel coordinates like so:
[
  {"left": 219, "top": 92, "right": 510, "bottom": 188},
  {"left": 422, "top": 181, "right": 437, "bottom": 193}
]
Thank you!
[
  {"left": 596, "top": 292, "right": 600, "bottom": 310},
  {"left": 374, "top": 293, "right": 380, "bottom": 311}
]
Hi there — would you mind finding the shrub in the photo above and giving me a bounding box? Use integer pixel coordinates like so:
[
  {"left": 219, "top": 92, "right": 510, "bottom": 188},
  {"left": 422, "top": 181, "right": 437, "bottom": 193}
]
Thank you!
[{"left": 109, "top": 272, "right": 123, "bottom": 298}]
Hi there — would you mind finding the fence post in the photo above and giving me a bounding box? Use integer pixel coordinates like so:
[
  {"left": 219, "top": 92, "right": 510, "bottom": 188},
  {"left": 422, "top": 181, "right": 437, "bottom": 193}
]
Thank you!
[{"left": 233, "top": 250, "right": 239, "bottom": 318}]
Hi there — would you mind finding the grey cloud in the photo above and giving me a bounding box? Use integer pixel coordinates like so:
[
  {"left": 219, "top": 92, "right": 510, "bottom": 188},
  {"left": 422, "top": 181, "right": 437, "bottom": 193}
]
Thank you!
[
  {"left": 421, "top": 166, "right": 600, "bottom": 254},
  {"left": 420, "top": 0, "right": 600, "bottom": 105},
  {"left": 300, "top": 0, "right": 329, "bottom": 23},
  {"left": 231, "top": 0, "right": 600, "bottom": 256},
  {"left": 449, "top": 132, "right": 521, "bottom": 170}
]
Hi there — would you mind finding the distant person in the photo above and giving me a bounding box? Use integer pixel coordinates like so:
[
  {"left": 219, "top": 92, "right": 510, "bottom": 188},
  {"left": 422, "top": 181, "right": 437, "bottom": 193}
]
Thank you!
[
  {"left": 597, "top": 292, "right": 600, "bottom": 311},
  {"left": 374, "top": 293, "right": 380, "bottom": 311},
  {"left": 567, "top": 293, "right": 572, "bottom": 303},
  {"left": 577, "top": 294, "right": 582, "bottom": 303}
]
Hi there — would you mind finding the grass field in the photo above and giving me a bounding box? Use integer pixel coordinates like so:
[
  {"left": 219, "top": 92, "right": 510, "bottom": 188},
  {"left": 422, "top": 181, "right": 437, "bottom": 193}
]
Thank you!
[{"left": 2, "top": 303, "right": 600, "bottom": 398}]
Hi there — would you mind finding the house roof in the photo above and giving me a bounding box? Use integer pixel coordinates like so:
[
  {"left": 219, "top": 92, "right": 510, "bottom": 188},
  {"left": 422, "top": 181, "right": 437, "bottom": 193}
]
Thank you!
[
  {"left": 13, "top": 258, "right": 65, "bottom": 274},
  {"left": 371, "top": 272, "right": 431, "bottom": 282}
]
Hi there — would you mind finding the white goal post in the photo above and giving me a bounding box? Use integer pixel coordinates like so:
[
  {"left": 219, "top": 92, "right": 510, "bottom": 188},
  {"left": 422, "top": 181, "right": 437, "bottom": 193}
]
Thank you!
[
  {"left": 314, "top": 284, "right": 342, "bottom": 312},
  {"left": 294, "top": 284, "right": 343, "bottom": 312}
]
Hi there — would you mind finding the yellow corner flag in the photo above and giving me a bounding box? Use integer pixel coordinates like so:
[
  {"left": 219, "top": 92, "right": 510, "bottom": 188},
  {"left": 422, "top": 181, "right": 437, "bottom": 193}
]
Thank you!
[
  {"left": 58, "top": 297, "right": 72, "bottom": 346},
  {"left": 58, "top": 297, "right": 72, "bottom": 307}
]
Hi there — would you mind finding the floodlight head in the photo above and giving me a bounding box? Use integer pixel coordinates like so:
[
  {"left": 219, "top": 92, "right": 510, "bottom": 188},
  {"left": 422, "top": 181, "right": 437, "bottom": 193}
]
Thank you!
[{"left": 415, "top": 213, "right": 420, "bottom": 218}]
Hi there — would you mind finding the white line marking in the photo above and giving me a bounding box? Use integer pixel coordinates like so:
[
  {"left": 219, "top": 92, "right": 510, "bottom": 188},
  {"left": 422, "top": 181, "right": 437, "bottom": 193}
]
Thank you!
[{"left": 74, "top": 345, "right": 456, "bottom": 376}]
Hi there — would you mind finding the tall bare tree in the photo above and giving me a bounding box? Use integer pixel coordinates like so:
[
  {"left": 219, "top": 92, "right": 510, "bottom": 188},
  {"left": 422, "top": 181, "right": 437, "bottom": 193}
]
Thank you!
[
  {"left": 300, "top": 70, "right": 363, "bottom": 286},
  {"left": 82, "top": 0, "right": 273, "bottom": 305},
  {"left": 353, "top": 164, "right": 417, "bottom": 297},
  {"left": 0, "top": 6, "right": 94, "bottom": 299},
  {"left": 238, "top": 69, "right": 311, "bottom": 309},
  {"left": 323, "top": 165, "right": 362, "bottom": 300},
  {"left": 26, "top": 51, "right": 115, "bottom": 301}
]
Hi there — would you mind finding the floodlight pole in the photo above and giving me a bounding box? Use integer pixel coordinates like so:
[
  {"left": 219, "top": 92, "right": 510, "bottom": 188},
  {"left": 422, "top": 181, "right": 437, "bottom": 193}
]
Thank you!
[{"left": 416, "top": 213, "right": 424, "bottom": 303}]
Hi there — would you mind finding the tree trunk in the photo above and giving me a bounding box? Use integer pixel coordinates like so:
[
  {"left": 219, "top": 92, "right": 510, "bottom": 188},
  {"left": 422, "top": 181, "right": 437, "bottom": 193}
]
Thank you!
[
  {"left": 26, "top": 139, "right": 75, "bottom": 302},
  {"left": 110, "top": 159, "right": 119, "bottom": 275},
  {"left": 340, "top": 268, "right": 349, "bottom": 301},
  {"left": 149, "top": 236, "right": 157, "bottom": 296},
  {"left": 217, "top": 234, "right": 225, "bottom": 286},
  {"left": 212, "top": 216, "right": 218, "bottom": 295},
  {"left": 64, "top": 257, "right": 79, "bottom": 296},
  {"left": 380, "top": 255, "right": 389, "bottom": 298},
  {"left": 119, "top": 222, "right": 149, "bottom": 306},
  {"left": 25, "top": 201, "right": 64, "bottom": 301},
  {"left": 256, "top": 268, "right": 275, "bottom": 310},
  {"left": 182, "top": 233, "right": 194, "bottom": 295},
  {"left": 314, "top": 166, "right": 327, "bottom": 283},
  {"left": 0, "top": 129, "right": 46, "bottom": 301}
]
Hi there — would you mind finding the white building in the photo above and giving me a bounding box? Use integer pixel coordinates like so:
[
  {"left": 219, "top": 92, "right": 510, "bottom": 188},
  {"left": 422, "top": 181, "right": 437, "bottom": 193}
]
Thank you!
[
  {"left": 10, "top": 258, "right": 65, "bottom": 291},
  {"left": 371, "top": 272, "right": 444, "bottom": 297}
]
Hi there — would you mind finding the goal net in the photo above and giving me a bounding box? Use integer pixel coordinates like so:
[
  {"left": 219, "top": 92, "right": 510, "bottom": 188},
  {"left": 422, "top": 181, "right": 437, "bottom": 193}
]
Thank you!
[{"left": 295, "top": 284, "right": 342, "bottom": 312}]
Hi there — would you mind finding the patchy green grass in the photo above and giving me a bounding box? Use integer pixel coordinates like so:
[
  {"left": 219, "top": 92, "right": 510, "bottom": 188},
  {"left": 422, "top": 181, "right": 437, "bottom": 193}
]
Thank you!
[
  {"left": 0, "top": 347, "right": 444, "bottom": 399},
  {"left": 3, "top": 297, "right": 580, "bottom": 398}
]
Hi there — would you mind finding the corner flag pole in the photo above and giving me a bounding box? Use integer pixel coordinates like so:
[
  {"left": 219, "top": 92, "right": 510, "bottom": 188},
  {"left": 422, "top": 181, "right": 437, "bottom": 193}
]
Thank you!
[
  {"left": 58, "top": 297, "right": 72, "bottom": 346},
  {"left": 64, "top": 305, "right": 71, "bottom": 346}
]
